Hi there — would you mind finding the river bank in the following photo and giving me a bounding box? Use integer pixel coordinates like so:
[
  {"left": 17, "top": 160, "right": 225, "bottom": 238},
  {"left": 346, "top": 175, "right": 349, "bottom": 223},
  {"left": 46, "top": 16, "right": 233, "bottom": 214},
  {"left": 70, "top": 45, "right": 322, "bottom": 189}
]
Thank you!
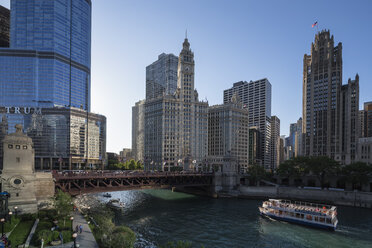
[{"left": 236, "top": 186, "right": 372, "bottom": 208}]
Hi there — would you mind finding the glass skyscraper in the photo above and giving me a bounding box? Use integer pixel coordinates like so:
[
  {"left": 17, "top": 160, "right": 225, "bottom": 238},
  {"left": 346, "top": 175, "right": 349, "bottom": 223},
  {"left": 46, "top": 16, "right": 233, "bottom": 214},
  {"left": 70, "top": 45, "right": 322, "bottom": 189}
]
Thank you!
[
  {"left": 0, "top": 0, "right": 106, "bottom": 170},
  {"left": 0, "top": 0, "right": 91, "bottom": 111}
]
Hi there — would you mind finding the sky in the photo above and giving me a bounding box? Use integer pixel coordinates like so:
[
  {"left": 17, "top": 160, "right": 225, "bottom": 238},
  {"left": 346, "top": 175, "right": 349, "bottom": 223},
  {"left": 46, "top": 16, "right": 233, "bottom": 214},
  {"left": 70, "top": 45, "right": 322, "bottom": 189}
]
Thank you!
[{"left": 1, "top": 0, "right": 372, "bottom": 153}]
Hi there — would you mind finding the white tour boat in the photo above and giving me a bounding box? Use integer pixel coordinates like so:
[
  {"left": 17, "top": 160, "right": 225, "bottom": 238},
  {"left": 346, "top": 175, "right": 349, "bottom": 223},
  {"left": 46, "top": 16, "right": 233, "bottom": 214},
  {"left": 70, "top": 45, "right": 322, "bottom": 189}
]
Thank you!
[{"left": 259, "top": 199, "right": 338, "bottom": 231}]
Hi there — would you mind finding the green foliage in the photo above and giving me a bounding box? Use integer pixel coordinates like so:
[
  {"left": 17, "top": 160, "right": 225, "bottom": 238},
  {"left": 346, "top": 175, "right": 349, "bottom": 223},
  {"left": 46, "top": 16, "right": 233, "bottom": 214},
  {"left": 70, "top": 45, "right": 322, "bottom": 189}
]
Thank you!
[
  {"left": 277, "top": 157, "right": 310, "bottom": 177},
  {"left": 89, "top": 204, "right": 136, "bottom": 248},
  {"left": 247, "top": 164, "right": 268, "bottom": 185},
  {"left": 8, "top": 220, "right": 34, "bottom": 247},
  {"left": 306, "top": 156, "right": 340, "bottom": 187},
  {"left": 104, "top": 226, "right": 136, "bottom": 248},
  {"left": 20, "top": 213, "right": 36, "bottom": 221},
  {"left": 54, "top": 189, "right": 73, "bottom": 226},
  {"left": 37, "top": 229, "right": 53, "bottom": 245},
  {"left": 108, "top": 159, "right": 144, "bottom": 170},
  {"left": 4, "top": 216, "right": 20, "bottom": 232},
  {"left": 160, "top": 240, "right": 194, "bottom": 248},
  {"left": 61, "top": 230, "right": 73, "bottom": 243},
  {"left": 31, "top": 220, "right": 53, "bottom": 245},
  {"left": 277, "top": 156, "right": 341, "bottom": 188},
  {"left": 342, "top": 162, "right": 372, "bottom": 186}
]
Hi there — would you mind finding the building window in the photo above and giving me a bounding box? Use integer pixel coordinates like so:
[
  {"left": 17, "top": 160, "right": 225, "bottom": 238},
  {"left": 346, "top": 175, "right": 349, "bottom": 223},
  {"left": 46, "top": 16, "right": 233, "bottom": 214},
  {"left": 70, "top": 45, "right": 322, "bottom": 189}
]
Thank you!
[
  {"left": 8, "top": 144, "right": 13, "bottom": 149},
  {"left": 16, "top": 157, "right": 20, "bottom": 163},
  {"left": 16, "top": 145, "right": 20, "bottom": 149},
  {"left": 23, "top": 145, "right": 27, "bottom": 149}
]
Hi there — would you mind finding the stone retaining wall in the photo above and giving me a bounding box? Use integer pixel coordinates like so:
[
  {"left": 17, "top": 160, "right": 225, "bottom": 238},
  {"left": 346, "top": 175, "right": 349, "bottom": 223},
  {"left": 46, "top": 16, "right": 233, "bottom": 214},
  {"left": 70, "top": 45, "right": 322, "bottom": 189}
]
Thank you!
[{"left": 239, "top": 186, "right": 372, "bottom": 208}]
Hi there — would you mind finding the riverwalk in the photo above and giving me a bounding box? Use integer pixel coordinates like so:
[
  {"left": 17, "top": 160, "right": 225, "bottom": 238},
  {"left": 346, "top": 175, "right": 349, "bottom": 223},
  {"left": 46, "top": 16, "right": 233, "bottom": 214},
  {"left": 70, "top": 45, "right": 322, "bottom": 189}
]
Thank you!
[{"left": 72, "top": 211, "right": 99, "bottom": 248}]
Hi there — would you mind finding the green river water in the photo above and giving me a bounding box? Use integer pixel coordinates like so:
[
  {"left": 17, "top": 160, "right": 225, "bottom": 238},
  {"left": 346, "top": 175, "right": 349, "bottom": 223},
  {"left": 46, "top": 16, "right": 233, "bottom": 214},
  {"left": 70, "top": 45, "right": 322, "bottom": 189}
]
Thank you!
[{"left": 97, "top": 190, "right": 372, "bottom": 248}]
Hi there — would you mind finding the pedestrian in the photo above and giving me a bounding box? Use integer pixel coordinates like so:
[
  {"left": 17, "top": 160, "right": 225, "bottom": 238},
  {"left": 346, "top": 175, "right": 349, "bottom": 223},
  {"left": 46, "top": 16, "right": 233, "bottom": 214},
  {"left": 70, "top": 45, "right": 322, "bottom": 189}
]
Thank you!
[
  {"left": 75, "top": 225, "right": 79, "bottom": 233},
  {"left": 79, "top": 224, "right": 83, "bottom": 234}
]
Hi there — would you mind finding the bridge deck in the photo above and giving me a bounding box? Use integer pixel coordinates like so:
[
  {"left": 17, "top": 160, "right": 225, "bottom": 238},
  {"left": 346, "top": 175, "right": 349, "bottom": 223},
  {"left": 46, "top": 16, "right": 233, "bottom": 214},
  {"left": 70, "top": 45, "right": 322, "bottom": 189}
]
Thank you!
[{"left": 53, "top": 171, "right": 214, "bottom": 195}]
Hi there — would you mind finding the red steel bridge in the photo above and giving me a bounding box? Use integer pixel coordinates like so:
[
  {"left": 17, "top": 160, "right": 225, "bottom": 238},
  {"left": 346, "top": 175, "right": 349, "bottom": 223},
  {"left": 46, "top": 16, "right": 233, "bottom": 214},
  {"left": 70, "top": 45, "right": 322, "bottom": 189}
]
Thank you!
[{"left": 53, "top": 171, "right": 214, "bottom": 195}]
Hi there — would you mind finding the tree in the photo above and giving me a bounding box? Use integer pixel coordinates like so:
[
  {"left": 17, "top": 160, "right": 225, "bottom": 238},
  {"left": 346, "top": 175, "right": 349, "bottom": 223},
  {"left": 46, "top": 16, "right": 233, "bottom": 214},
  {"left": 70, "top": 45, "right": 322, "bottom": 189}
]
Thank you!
[
  {"left": 342, "top": 162, "right": 372, "bottom": 189},
  {"left": 54, "top": 189, "right": 73, "bottom": 227},
  {"left": 128, "top": 159, "right": 136, "bottom": 170},
  {"left": 306, "top": 156, "right": 340, "bottom": 188},
  {"left": 107, "top": 226, "right": 136, "bottom": 248},
  {"left": 277, "top": 157, "right": 309, "bottom": 178},
  {"left": 247, "top": 164, "right": 267, "bottom": 186},
  {"left": 135, "top": 161, "right": 144, "bottom": 170}
]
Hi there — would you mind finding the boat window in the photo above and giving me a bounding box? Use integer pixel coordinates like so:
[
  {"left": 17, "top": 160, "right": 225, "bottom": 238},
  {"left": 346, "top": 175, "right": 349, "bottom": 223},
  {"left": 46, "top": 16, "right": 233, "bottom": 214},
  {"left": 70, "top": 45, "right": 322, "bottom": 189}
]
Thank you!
[
  {"left": 300, "top": 214, "right": 304, "bottom": 219},
  {"left": 290, "top": 212, "right": 294, "bottom": 217},
  {"left": 314, "top": 216, "right": 318, "bottom": 222},
  {"left": 320, "top": 218, "right": 325, "bottom": 223},
  {"left": 306, "top": 215, "right": 312, "bottom": 221},
  {"left": 326, "top": 218, "right": 331, "bottom": 224}
]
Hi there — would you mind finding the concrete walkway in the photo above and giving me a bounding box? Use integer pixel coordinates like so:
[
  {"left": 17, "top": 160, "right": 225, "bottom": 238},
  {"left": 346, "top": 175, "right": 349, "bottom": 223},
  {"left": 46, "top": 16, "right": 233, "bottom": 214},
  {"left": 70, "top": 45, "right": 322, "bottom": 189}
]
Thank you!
[{"left": 72, "top": 211, "right": 99, "bottom": 248}]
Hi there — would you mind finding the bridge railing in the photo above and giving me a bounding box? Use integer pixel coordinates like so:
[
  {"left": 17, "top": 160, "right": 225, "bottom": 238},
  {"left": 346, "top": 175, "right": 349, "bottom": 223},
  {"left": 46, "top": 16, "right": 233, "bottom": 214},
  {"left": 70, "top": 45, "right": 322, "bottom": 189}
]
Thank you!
[{"left": 52, "top": 170, "right": 214, "bottom": 179}]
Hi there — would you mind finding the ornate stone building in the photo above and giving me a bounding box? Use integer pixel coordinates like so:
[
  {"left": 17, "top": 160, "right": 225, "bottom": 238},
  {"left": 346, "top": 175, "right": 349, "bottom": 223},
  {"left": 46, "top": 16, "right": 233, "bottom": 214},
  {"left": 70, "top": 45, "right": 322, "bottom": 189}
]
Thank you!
[
  {"left": 1, "top": 125, "right": 54, "bottom": 213},
  {"left": 144, "top": 39, "right": 208, "bottom": 170},
  {"left": 208, "top": 94, "right": 249, "bottom": 172},
  {"left": 223, "top": 79, "right": 272, "bottom": 169}
]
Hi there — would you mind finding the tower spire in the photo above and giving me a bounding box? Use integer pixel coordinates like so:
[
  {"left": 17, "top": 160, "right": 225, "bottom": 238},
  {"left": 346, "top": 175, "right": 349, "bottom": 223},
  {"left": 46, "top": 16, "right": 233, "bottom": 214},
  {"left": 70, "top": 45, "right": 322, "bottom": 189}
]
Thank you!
[{"left": 185, "top": 29, "right": 187, "bottom": 39}]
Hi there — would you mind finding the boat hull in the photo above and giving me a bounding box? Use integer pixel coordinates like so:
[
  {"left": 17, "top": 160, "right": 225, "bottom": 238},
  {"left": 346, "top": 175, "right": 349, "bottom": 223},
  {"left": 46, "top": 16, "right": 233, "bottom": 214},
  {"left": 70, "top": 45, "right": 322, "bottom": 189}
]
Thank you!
[{"left": 260, "top": 211, "right": 336, "bottom": 231}]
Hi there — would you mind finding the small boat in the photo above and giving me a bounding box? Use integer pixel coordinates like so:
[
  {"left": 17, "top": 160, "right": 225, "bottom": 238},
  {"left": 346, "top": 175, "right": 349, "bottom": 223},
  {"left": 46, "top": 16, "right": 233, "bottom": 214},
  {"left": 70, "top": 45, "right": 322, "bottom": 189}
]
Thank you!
[
  {"left": 259, "top": 199, "right": 338, "bottom": 231},
  {"left": 107, "top": 199, "right": 125, "bottom": 210},
  {"left": 103, "top": 193, "right": 112, "bottom": 198}
]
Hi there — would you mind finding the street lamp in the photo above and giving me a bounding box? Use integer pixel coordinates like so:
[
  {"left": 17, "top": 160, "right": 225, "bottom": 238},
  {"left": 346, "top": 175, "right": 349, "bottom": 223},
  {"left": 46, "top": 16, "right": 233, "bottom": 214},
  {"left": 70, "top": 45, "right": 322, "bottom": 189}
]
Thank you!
[
  {"left": 72, "top": 232, "right": 78, "bottom": 248},
  {"left": 0, "top": 218, "right": 5, "bottom": 237},
  {"left": 70, "top": 216, "right": 74, "bottom": 231},
  {"left": 14, "top": 206, "right": 18, "bottom": 218},
  {"left": 8, "top": 211, "right": 12, "bottom": 224}
]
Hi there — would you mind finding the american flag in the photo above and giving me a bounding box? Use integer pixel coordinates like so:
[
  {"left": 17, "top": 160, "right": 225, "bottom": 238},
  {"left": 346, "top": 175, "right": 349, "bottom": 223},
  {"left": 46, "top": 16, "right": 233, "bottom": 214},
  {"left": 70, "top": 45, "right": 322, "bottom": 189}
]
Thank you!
[{"left": 312, "top": 21, "right": 318, "bottom": 28}]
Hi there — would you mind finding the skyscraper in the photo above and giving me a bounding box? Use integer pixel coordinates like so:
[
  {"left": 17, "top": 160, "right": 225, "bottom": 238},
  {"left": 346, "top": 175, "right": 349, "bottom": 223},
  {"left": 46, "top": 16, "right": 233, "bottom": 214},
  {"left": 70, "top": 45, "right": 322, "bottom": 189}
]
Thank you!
[
  {"left": 146, "top": 53, "right": 178, "bottom": 100},
  {"left": 0, "top": 5, "right": 10, "bottom": 47},
  {"left": 0, "top": 0, "right": 91, "bottom": 111},
  {"left": 0, "top": 0, "right": 106, "bottom": 170},
  {"left": 249, "top": 126, "right": 261, "bottom": 165},
  {"left": 361, "top": 102, "right": 372, "bottom": 138},
  {"left": 224, "top": 79, "right": 272, "bottom": 168},
  {"left": 270, "top": 116, "right": 280, "bottom": 170},
  {"left": 288, "top": 118, "right": 302, "bottom": 158},
  {"left": 208, "top": 94, "right": 249, "bottom": 171},
  {"left": 302, "top": 30, "right": 342, "bottom": 159},
  {"left": 302, "top": 30, "right": 359, "bottom": 164},
  {"left": 338, "top": 75, "right": 359, "bottom": 164},
  {"left": 144, "top": 39, "right": 208, "bottom": 170},
  {"left": 132, "top": 100, "right": 145, "bottom": 162}
]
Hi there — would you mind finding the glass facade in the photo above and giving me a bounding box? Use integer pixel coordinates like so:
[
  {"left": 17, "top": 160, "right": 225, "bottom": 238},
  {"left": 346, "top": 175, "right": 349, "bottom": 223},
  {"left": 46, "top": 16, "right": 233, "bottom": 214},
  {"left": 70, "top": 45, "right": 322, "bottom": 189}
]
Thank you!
[
  {"left": 0, "top": 107, "right": 106, "bottom": 170},
  {"left": 0, "top": 0, "right": 91, "bottom": 111}
]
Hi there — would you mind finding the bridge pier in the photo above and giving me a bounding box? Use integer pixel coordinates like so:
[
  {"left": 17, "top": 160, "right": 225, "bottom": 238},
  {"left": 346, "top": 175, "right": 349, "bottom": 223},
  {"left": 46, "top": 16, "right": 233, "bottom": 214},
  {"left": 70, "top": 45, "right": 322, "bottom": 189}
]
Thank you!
[{"left": 211, "top": 154, "right": 239, "bottom": 196}]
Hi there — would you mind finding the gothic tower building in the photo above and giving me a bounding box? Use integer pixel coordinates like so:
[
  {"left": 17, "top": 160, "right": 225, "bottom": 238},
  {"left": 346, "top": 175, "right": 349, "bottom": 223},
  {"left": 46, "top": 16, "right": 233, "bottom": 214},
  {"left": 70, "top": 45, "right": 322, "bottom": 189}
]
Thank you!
[
  {"left": 144, "top": 38, "right": 208, "bottom": 170},
  {"left": 302, "top": 30, "right": 359, "bottom": 164},
  {"left": 302, "top": 30, "right": 342, "bottom": 159}
]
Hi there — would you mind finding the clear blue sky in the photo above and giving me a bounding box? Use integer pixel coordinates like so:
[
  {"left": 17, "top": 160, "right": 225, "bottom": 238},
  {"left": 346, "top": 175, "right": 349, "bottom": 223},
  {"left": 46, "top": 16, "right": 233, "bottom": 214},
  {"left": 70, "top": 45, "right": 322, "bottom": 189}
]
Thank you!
[{"left": 1, "top": 0, "right": 372, "bottom": 153}]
